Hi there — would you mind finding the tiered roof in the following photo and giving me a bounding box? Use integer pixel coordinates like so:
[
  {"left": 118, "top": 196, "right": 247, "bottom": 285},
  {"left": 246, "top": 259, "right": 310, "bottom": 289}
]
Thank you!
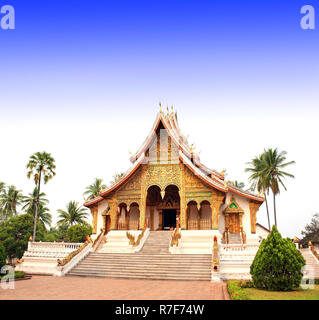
[{"left": 84, "top": 107, "right": 264, "bottom": 207}]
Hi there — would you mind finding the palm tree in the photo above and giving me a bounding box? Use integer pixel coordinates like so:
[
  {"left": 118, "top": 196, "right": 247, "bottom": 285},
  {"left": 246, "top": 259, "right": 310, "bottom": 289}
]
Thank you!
[
  {"left": 262, "top": 148, "right": 295, "bottom": 227},
  {"left": 0, "top": 185, "right": 24, "bottom": 220},
  {"left": 0, "top": 182, "right": 5, "bottom": 222},
  {"left": 57, "top": 201, "right": 88, "bottom": 227},
  {"left": 83, "top": 178, "right": 107, "bottom": 200},
  {"left": 26, "top": 151, "right": 56, "bottom": 241},
  {"left": 22, "top": 187, "right": 52, "bottom": 228},
  {"left": 36, "top": 205, "right": 52, "bottom": 229},
  {"left": 0, "top": 182, "right": 5, "bottom": 193},
  {"left": 246, "top": 154, "right": 271, "bottom": 230},
  {"left": 22, "top": 187, "right": 49, "bottom": 212}
]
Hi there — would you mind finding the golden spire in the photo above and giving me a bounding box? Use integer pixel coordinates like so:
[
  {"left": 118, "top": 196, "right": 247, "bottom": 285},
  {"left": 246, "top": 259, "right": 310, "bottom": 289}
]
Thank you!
[
  {"left": 166, "top": 105, "right": 169, "bottom": 116},
  {"left": 190, "top": 144, "right": 195, "bottom": 153},
  {"left": 171, "top": 105, "right": 174, "bottom": 113},
  {"left": 221, "top": 169, "right": 226, "bottom": 177},
  {"left": 159, "top": 101, "right": 162, "bottom": 113}
]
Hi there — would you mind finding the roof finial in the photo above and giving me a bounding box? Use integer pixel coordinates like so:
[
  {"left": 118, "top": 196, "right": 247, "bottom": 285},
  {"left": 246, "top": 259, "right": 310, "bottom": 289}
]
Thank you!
[
  {"left": 171, "top": 105, "right": 174, "bottom": 113},
  {"left": 166, "top": 105, "right": 169, "bottom": 116},
  {"left": 159, "top": 101, "right": 162, "bottom": 113}
]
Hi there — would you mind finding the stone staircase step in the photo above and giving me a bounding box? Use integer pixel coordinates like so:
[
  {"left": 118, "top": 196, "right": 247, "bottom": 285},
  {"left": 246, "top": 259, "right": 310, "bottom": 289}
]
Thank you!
[{"left": 67, "top": 231, "right": 212, "bottom": 281}]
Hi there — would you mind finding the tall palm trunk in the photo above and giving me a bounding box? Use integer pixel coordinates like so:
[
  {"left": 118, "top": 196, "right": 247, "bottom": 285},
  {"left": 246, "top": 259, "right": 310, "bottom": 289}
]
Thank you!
[
  {"left": 264, "top": 192, "right": 271, "bottom": 230},
  {"left": 32, "top": 170, "right": 42, "bottom": 242},
  {"left": 273, "top": 192, "right": 277, "bottom": 227}
]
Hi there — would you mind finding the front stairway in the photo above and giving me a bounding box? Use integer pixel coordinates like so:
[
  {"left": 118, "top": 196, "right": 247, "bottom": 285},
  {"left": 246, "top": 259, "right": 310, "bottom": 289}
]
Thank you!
[
  {"left": 67, "top": 231, "right": 212, "bottom": 281},
  {"left": 229, "top": 233, "right": 242, "bottom": 244}
]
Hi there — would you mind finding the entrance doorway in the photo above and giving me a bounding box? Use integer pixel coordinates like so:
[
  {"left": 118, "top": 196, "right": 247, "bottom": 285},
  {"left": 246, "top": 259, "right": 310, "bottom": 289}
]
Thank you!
[
  {"left": 162, "top": 209, "right": 177, "bottom": 230},
  {"left": 104, "top": 215, "right": 111, "bottom": 235}
]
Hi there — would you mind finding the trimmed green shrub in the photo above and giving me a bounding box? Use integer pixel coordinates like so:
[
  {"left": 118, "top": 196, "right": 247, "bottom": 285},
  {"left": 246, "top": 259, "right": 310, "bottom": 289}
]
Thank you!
[
  {"left": 0, "top": 271, "right": 25, "bottom": 280},
  {"left": 250, "top": 225, "right": 305, "bottom": 291},
  {"left": 66, "top": 223, "right": 92, "bottom": 243},
  {"left": 239, "top": 280, "right": 254, "bottom": 288},
  {"left": 227, "top": 280, "right": 248, "bottom": 300}
]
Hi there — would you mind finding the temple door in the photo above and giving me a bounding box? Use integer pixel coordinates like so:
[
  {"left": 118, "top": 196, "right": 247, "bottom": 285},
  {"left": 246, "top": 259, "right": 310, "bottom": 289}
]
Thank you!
[
  {"left": 229, "top": 214, "right": 240, "bottom": 233},
  {"left": 104, "top": 216, "right": 111, "bottom": 234}
]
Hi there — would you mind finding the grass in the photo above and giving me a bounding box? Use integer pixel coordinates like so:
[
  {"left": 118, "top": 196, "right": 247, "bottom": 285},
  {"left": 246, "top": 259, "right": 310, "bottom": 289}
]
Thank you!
[
  {"left": 244, "top": 285, "right": 319, "bottom": 300},
  {"left": 0, "top": 271, "right": 25, "bottom": 280},
  {"left": 227, "top": 280, "right": 319, "bottom": 300}
]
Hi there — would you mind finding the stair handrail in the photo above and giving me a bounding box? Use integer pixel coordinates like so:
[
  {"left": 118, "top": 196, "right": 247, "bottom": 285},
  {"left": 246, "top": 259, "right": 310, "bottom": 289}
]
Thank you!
[
  {"left": 310, "top": 243, "right": 319, "bottom": 261},
  {"left": 212, "top": 235, "right": 219, "bottom": 272},
  {"left": 240, "top": 227, "right": 246, "bottom": 245},
  {"left": 126, "top": 223, "right": 147, "bottom": 247},
  {"left": 92, "top": 228, "right": 105, "bottom": 252},
  {"left": 170, "top": 221, "right": 181, "bottom": 247},
  {"left": 56, "top": 239, "right": 93, "bottom": 276},
  {"left": 223, "top": 229, "right": 230, "bottom": 244}
]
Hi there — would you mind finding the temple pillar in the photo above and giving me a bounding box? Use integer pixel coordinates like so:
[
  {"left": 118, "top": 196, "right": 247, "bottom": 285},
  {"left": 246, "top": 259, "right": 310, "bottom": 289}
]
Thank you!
[
  {"left": 211, "top": 194, "right": 224, "bottom": 230},
  {"left": 249, "top": 201, "right": 261, "bottom": 233},
  {"left": 239, "top": 212, "right": 243, "bottom": 230},
  {"left": 125, "top": 206, "right": 129, "bottom": 229},
  {"left": 139, "top": 165, "right": 147, "bottom": 229},
  {"left": 150, "top": 206, "right": 154, "bottom": 230},
  {"left": 197, "top": 203, "right": 200, "bottom": 230},
  {"left": 180, "top": 164, "right": 186, "bottom": 229},
  {"left": 90, "top": 206, "right": 98, "bottom": 234},
  {"left": 109, "top": 201, "right": 117, "bottom": 230},
  {"left": 225, "top": 213, "right": 230, "bottom": 232},
  {"left": 158, "top": 210, "right": 163, "bottom": 230}
]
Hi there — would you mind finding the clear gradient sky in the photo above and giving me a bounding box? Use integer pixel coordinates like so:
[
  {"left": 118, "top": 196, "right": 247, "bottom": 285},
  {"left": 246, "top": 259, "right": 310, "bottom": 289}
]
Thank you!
[{"left": 0, "top": 0, "right": 318, "bottom": 237}]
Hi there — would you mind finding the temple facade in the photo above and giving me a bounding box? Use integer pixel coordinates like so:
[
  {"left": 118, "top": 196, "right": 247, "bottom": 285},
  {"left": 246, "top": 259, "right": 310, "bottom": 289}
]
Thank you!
[
  {"left": 16, "top": 107, "right": 266, "bottom": 280},
  {"left": 84, "top": 107, "right": 264, "bottom": 244}
]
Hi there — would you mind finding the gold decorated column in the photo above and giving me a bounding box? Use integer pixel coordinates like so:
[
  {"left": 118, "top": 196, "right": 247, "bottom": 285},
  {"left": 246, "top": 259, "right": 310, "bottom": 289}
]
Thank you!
[
  {"left": 139, "top": 165, "right": 147, "bottom": 229},
  {"left": 249, "top": 201, "right": 261, "bottom": 233},
  {"left": 109, "top": 200, "right": 118, "bottom": 230},
  {"left": 211, "top": 194, "right": 225, "bottom": 230},
  {"left": 90, "top": 206, "right": 98, "bottom": 234},
  {"left": 179, "top": 164, "right": 186, "bottom": 229},
  {"left": 150, "top": 206, "right": 154, "bottom": 230}
]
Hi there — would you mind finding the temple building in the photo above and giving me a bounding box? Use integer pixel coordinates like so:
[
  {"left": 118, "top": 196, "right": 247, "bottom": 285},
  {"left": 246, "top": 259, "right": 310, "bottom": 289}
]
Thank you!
[
  {"left": 16, "top": 107, "right": 266, "bottom": 281},
  {"left": 84, "top": 106, "right": 264, "bottom": 243}
]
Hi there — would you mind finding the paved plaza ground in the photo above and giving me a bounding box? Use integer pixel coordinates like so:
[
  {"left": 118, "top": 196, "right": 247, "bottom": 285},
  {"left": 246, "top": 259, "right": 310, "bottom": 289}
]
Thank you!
[{"left": 0, "top": 275, "right": 229, "bottom": 300}]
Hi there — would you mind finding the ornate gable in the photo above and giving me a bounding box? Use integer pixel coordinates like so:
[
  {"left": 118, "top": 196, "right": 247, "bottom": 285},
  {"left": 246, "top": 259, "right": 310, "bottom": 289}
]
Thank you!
[{"left": 224, "top": 197, "right": 244, "bottom": 214}]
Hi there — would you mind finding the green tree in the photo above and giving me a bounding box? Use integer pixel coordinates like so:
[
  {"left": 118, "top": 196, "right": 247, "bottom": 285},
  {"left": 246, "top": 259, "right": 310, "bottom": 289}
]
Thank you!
[
  {"left": 246, "top": 154, "right": 271, "bottom": 230},
  {"left": 0, "top": 182, "right": 5, "bottom": 193},
  {"left": 0, "top": 243, "right": 6, "bottom": 273},
  {"left": 57, "top": 201, "right": 88, "bottom": 227},
  {"left": 0, "top": 214, "right": 46, "bottom": 259},
  {"left": 44, "top": 224, "right": 68, "bottom": 242},
  {"left": 22, "top": 187, "right": 52, "bottom": 228},
  {"left": 83, "top": 178, "right": 107, "bottom": 200},
  {"left": 0, "top": 185, "right": 24, "bottom": 220},
  {"left": 262, "top": 148, "right": 295, "bottom": 227},
  {"left": 301, "top": 213, "right": 319, "bottom": 246},
  {"left": 26, "top": 151, "right": 56, "bottom": 241},
  {"left": 250, "top": 225, "right": 305, "bottom": 291},
  {"left": 66, "top": 223, "right": 92, "bottom": 242}
]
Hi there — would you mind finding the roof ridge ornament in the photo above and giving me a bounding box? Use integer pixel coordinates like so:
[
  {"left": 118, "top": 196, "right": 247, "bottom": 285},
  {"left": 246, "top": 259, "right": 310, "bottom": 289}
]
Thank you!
[{"left": 159, "top": 101, "right": 162, "bottom": 113}]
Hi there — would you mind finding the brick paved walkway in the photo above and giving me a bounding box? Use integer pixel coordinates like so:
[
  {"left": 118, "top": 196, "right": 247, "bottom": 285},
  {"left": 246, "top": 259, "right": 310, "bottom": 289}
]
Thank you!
[{"left": 0, "top": 276, "right": 229, "bottom": 300}]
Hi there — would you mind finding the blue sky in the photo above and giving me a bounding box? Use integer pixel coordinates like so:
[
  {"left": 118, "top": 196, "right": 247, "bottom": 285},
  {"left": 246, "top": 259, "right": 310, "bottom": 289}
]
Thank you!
[
  {"left": 1, "top": 0, "right": 318, "bottom": 118},
  {"left": 0, "top": 0, "right": 318, "bottom": 236}
]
